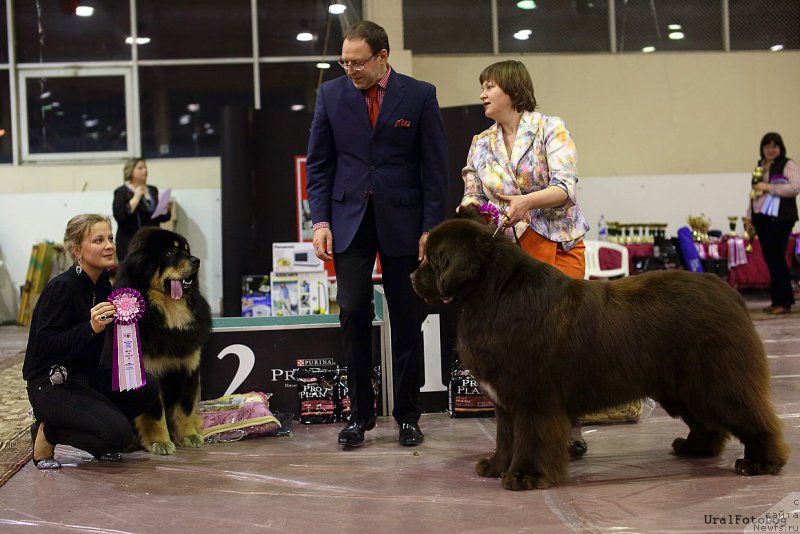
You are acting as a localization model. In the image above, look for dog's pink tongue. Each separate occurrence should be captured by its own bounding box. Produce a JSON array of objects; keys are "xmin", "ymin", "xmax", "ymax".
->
[{"xmin": 171, "ymin": 280, "xmax": 183, "ymax": 300}]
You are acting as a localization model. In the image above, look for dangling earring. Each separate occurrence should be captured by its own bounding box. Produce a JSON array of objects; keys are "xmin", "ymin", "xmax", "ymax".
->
[{"xmin": 75, "ymin": 258, "xmax": 83, "ymax": 275}]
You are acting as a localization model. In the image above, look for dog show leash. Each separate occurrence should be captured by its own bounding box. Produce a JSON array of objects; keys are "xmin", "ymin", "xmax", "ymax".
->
[{"xmin": 481, "ymin": 203, "xmax": 522, "ymax": 245}]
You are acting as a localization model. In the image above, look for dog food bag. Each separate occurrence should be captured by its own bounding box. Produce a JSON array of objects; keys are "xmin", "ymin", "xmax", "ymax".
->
[
  {"xmin": 295, "ymin": 367, "xmax": 338, "ymax": 424},
  {"xmin": 449, "ymin": 360, "xmax": 495, "ymax": 418},
  {"xmin": 199, "ymin": 391, "xmax": 283, "ymax": 443},
  {"xmin": 334, "ymin": 366, "xmax": 352, "ymax": 423}
]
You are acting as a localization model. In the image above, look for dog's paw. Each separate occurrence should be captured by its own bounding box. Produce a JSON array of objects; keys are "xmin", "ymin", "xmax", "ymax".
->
[
  {"xmin": 475, "ymin": 456, "xmax": 503, "ymax": 478},
  {"xmin": 501, "ymin": 471, "xmax": 552, "ymax": 491},
  {"xmin": 178, "ymin": 434, "xmax": 204, "ymax": 448},
  {"xmin": 671, "ymin": 437, "xmax": 692, "ymax": 456},
  {"xmin": 734, "ymin": 458, "xmax": 781, "ymax": 476},
  {"xmin": 147, "ymin": 440, "xmax": 177, "ymax": 455}
]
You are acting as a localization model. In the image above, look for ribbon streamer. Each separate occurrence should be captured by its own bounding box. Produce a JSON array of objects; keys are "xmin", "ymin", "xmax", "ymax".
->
[
  {"xmin": 110, "ymin": 288, "xmax": 147, "ymax": 391},
  {"xmin": 728, "ymin": 237, "xmax": 748, "ymax": 268},
  {"xmin": 759, "ymin": 176, "xmax": 788, "ymax": 218}
]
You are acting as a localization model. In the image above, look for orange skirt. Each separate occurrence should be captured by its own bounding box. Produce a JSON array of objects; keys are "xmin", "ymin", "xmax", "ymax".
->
[{"xmin": 518, "ymin": 228, "xmax": 585, "ymax": 280}]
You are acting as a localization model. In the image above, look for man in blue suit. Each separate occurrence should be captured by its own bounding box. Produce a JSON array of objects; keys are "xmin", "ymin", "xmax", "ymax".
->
[{"xmin": 306, "ymin": 20, "xmax": 448, "ymax": 447}]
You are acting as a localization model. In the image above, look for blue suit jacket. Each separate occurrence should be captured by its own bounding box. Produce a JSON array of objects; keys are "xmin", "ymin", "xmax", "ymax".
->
[{"xmin": 306, "ymin": 71, "xmax": 448, "ymax": 256}]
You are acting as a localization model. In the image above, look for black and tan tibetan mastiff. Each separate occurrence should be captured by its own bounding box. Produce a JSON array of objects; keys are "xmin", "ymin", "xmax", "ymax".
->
[
  {"xmin": 412, "ymin": 206, "xmax": 788, "ymax": 490},
  {"xmin": 114, "ymin": 227, "xmax": 212, "ymax": 455}
]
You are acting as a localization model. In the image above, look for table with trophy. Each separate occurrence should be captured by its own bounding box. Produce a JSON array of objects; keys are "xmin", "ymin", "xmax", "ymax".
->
[{"xmin": 598, "ymin": 215, "xmax": 797, "ymax": 289}]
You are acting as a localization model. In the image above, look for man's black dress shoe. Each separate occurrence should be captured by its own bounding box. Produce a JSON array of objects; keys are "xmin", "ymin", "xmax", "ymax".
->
[
  {"xmin": 568, "ymin": 439, "xmax": 588, "ymax": 458},
  {"xmin": 399, "ymin": 422, "xmax": 424, "ymax": 446},
  {"xmin": 338, "ymin": 418, "xmax": 376, "ymax": 447}
]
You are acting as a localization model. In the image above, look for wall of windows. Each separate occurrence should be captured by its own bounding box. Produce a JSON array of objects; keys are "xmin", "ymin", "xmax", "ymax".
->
[
  {"xmin": 0, "ymin": 0, "xmax": 359, "ymax": 163},
  {"xmin": 405, "ymin": 1, "xmax": 800, "ymax": 55},
  {"xmin": 4, "ymin": 1, "xmax": 797, "ymax": 165}
]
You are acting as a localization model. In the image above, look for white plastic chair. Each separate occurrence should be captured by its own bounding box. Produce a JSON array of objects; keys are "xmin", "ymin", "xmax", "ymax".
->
[{"xmin": 584, "ymin": 240, "xmax": 630, "ymax": 280}]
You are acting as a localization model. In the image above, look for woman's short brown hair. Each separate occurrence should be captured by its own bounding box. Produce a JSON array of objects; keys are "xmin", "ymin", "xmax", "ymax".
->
[{"xmin": 479, "ymin": 60, "xmax": 538, "ymax": 112}]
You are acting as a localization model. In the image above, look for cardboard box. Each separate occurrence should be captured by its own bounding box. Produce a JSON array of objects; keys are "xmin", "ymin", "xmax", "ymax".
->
[
  {"xmin": 272, "ymin": 242, "xmax": 324, "ymax": 272},
  {"xmin": 270, "ymin": 271, "xmax": 329, "ymax": 316},
  {"xmin": 241, "ymin": 274, "xmax": 271, "ymax": 317}
]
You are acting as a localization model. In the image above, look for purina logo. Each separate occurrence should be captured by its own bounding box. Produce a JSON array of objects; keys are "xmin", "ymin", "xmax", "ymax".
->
[{"xmin": 296, "ymin": 358, "xmax": 335, "ymax": 367}]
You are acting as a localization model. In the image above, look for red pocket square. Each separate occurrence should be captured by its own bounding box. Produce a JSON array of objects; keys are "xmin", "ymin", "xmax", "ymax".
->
[{"xmin": 394, "ymin": 119, "xmax": 411, "ymax": 128}]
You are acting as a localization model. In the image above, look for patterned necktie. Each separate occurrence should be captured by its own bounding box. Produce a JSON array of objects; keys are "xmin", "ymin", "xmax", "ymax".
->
[{"xmin": 366, "ymin": 84, "xmax": 380, "ymax": 128}]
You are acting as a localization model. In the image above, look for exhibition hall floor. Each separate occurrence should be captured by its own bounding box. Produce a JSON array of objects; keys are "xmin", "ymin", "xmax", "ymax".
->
[{"xmin": 0, "ymin": 299, "xmax": 798, "ymax": 533}]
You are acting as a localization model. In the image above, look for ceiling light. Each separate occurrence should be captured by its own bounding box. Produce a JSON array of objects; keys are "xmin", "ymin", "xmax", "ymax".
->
[
  {"xmin": 516, "ymin": 0, "xmax": 537, "ymax": 9},
  {"xmin": 187, "ymin": 103, "xmax": 200, "ymax": 112},
  {"xmin": 0, "ymin": 128, "xmax": 5, "ymax": 137},
  {"xmin": 296, "ymin": 32, "xmax": 314, "ymax": 42},
  {"xmin": 642, "ymin": 46, "xmax": 656, "ymax": 53},
  {"xmin": 668, "ymin": 31, "xmax": 685, "ymax": 40},
  {"xmin": 513, "ymin": 29, "xmax": 532, "ymax": 40},
  {"xmin": 668, "ymin": 24, "xmax": 682, "ymax": 31},
  {"xmin": 125, "ymin": 37, "xmax": 151, "ymax": 45},
  {"xmin": 290, "ymin": 104, "xmax": 305, "ymax": 111},
  {"xmin": 770, "ymin": 44, "xmax": 784, "ymax": 52},
  {"xmin": 179, "ymin": 114, "xmax": 191, "ymax": 125},
  {"xmin": 75, "ymin": 6, "xmax": 94, "ymax": 17},
  {"xmin": 328, "ymin": 2, "xmax": 347, "ymax": 14},
  {"xmin": 316, "ymin": 62, "xmax": 331, "ymax": 69},
  {"xmin": 39, "ymin": 91, "xmax": 51, "ymax": 100}
]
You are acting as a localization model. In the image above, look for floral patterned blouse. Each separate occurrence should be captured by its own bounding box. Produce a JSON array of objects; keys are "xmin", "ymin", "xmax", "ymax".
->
[{"xmin": 462, "ymin": 111, "xmax": 589, "ymax": 249}]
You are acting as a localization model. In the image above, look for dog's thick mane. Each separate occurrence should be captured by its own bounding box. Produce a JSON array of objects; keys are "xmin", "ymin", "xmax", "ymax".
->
[
  {"xmin": 428, "ymin": 216, "xmax": 567, "ymax": 305},
  {"xmin": 114, "ymin": 228, "xmax": 211, "ymax": 362}
]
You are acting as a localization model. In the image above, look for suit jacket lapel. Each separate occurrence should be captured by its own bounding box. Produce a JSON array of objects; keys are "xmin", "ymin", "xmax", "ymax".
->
[
  {"xmin": 489, "ymin": 125, "xmax": 513, "ymax": 180},
  {"xmin": 342, "ymin": 80, "xmax": 372, "ymax": 132},
  {"xmin": 509, "ymin": 112, "xmax": 539, "ymax": 172},
  {"xmin": 373, "ymin": 71, "xmax": 405, "ymax": 133}
]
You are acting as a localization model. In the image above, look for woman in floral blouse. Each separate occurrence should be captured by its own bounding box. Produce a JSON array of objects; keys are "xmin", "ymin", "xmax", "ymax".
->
[{"xmin": 460, "ymin": 59, "xmax": 590, "ymax": 457}]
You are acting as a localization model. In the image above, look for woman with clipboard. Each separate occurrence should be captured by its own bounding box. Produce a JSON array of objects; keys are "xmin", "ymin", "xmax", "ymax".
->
[{"xmin": 112, "ymin": 158, "xmax": 173, "ymax": 260}]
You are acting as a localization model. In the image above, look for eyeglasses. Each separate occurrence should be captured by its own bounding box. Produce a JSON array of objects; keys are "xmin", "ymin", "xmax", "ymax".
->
[{"xmin": 337, "ymin": 52, "xmax": 378, "ymax": 72}]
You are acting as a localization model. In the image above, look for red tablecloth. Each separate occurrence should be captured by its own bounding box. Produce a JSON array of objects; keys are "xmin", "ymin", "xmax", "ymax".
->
[
  {"xmin": 597, "ymin": 235, "xmax": 797, "ymax": 290},
  {"xmin": 726, "ymin": 236, "xmax": 797, "ymax": 290},
  {"xmin": 598, "ymin": 244, "xmax": 653, "ymax": 273}
]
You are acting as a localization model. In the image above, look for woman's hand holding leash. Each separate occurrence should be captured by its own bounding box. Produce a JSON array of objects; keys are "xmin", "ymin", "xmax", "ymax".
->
[{"xmin": 495, "ymin": 193, "xmax": 532, "ymax": 227}]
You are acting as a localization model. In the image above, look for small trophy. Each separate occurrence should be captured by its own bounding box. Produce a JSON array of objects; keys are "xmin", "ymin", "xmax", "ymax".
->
[
  {"xmin": 750, "ymin": 166, "xmax": 764, "ymax": 199},
  {"xmin": 727, "ymin": 216, "xmax": 738, "ymax": 236},
  {"xmin": 741, "ymin": 216, "xmax": 752, "ymax": 253}
]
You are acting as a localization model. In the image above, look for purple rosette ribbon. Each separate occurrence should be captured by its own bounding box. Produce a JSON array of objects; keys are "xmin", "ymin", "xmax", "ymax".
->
[
  {"xmin": 478, "ymin": 203, "xmax": 501, "ymax": 225},
  {"xmin": 109, "ymin": 288, "xmax": 147, "ymax": 391}
]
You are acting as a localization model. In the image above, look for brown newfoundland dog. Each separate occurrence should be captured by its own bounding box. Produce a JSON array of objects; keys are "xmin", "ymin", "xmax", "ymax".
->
[{"xmin": 412, "ymin": 208, "xmax": 789, "ymax": 490}]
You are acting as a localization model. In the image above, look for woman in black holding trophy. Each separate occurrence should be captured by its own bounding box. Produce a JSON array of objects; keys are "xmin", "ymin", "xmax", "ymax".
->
[
  {"xmin": 23, "ymin": 214, "xmax": 159, "ymax": 469},
  {"xmin": 744, "ymin": 132, "xmax": 800, "ymax": 315}
]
